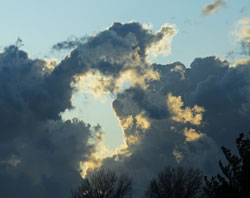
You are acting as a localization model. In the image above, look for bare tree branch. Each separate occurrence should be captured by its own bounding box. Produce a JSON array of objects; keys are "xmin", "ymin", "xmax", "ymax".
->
[{"xmin": 70, "ymin": 169, "xmax": 132, "ymax": 198}]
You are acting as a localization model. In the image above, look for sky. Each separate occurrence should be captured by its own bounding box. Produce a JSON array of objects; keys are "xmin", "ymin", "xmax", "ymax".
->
[
  {"xmin": 0, "ymin": 0, "xmax": 250, "ymax": 197},
  {"xmin": 1, "ymin": 0, "xmax": 248, "ymax": 151}
]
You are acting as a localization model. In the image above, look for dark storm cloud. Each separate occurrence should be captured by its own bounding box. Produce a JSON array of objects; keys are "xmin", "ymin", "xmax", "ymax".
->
[
  {"xmin": 2, "ymin": 20, "xmax": 250, "ymax": 198},
  {"xmin": 202, "ymin": 0, "xmax": 227, "ymax": 15},
  {"xmin": 50, "ymin": 22, "xmax": 176, "ymax": 93},
  {"xmin": 53, "ymin": 21, "xmax": 173, "ymax": 76},
  {"xmin": 0, "ymin": 22, "xmax": 176, "ymax": 198},
  {"xmin": 99, "ymin": 56, "xmax": 250, "ymax": 197},
  {"xmin": 0, "ymin": 45, "xmax": 101, "ymax": 198},
  {"xmin": 112, "ymin": 62, "xmax": 185, "ymax": 119},
  {"xmin": 0, "ymin": 119, "xmax": 101, "ymax": 198}
]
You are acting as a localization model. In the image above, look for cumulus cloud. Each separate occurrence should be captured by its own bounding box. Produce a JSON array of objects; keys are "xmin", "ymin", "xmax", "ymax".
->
[
  {"xmin": 202, "ymin": 0, "xmax": 227, "ymax": 15},
  {"xmin": 2, "ymin": 20, "xmax": 250, "ymax": 198},
  {"xmin": 184, "ymin": 128, "xmax": 204, "ymax": 142},
  {"xmin": 51, "ymin": 22, "xmax": 176, "ymax": 96},
  {"xmin": 0, "ymin": 21, "xmax": 178, "ymax": 198},
  {"xmin": 0, "ymin": 45, "xmax": 105, "ymax": 198},
  {"xmin": 135, "ymin": 112, "xmax": 151, "ymax": 130},
  {"xmin": 167, "ymin": 93, "xmax": 205, "ymax": 125},
  {"xmin": 98, "ymin": 56, "xmax": 250, "ymax": 197}
]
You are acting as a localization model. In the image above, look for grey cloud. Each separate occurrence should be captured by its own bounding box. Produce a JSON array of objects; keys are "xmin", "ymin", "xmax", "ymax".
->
[
  {"xmin": 52, "ymin": 36, "xmax": 88, "ymax": 51},
  {"xmin": 3, "ymin": 21, "xmax": 250, "ymax": 198},
  {"xmin": 99, "ymin": 57, "xmax": 250, "ymax": 197},
  {"xmin": 202, "ymin": 0, "xmax": 227, "ymax": 15},
  {"xmin": 54, "ymin": 22, "xmax": 159, "ymax": 76},
  {"xmin": 0, "ymin": 45, "xmax": 102, "ymax": 198},
  {"xmin": 50, "ymin": 22, "xmax": 175, "ymax": 94},
  {"xmin": 0, "ymin": 21, "xmax": 177, "ymax": 198},
  {"xmin": 0, "ymin": 119, "xmax": 98, "ymax": 198}
]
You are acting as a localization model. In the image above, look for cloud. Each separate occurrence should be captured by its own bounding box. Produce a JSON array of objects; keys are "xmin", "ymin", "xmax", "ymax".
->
[
  {"xmin": 0, "ymin": 155, "xmax": 21, "ymax": 167},
  {"xmin": 52, "ymin": 35, "xmax": 88, "ymax": 51},
  {"xmin": 0, "ymin": 21, "xmax": 178, "ymax": 198},
  {"xmin": 184, "ymin": 128, "xmax": 204, "ymax": 142},
  {"xmin": 0, "ymin": 45, "xmax": 103, "ymax": 198},
  {"xmin": 50, "ymin": 22, "xmax": 175, "ymax": 95},
  {"xmin": 234, "ymin": 16, "xmax": 250, "ymax": 56},
  {"xmin": 202, "ymin": 0, "xmax": 227, "ymax": 15},
  {"xmin": 98, "ymin": 56, "xmax": 250, "ymax": 197},
  {"xmin": 135, "ymin": 112, "xmax": 151, "ymax": 130},
  {"xmin": 167, "ymin": 93, "xmax": 205, "ymax": 125},
  {"xmin": 147, "ymin": 24, "xmax": 177, "ymax": 56},
  {"xmin": 2, "ymin": 20, "xmax": 250, "ymax": 198}
]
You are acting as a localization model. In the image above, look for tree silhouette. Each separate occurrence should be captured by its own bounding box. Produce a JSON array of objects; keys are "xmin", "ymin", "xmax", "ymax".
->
[
  {"xmin": 204, "ymin": 133, "xmax": 250, "ymax": 198},
  {"xmin": 70, "ymin": 169, "xmax": 132, "ymax": 198},
  {"xmin": 145, "ymin": 166, "xmax": 203, "ymax": 198}
]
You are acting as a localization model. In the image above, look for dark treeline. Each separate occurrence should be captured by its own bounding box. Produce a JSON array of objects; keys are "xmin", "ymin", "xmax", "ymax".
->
[{"xmin": 70, "ymin": 132, "xmax": 250, "ymax": 198}]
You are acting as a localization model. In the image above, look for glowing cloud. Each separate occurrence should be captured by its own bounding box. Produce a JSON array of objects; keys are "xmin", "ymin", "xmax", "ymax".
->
[
  {"xmin": 234, "ymin": 15, "xmax": 250, "ymax": 55},
  {"xmin": 120, "ymin": 115, "xmax": 134, "ymax": 131},
  {"xmin": 167, "ymin": 93, "xmax": 205, "ymax": 125},
  {"xmin": 184, "ymin": 128, "xmax": 204, "ymax": 142},
  {"xmin": 135, "ymin": 112, "xmax": 150, "ymax": 130},
  {"xmin": 147, "ymin": 24, "xmax": 177, "ymax": 57}
]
